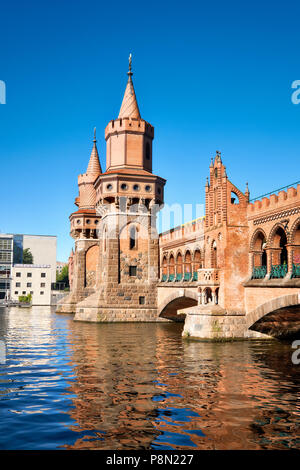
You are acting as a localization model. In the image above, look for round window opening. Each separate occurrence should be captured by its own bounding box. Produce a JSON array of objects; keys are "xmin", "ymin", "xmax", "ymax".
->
[
  {"xmin": 145, "ymin": 185, "xmax": 151, "ymax": 192},
  {"xmin": 106, "ymin": 184, "xmax": 113, "ymax": 191},
  {"xmin": 133, "ymin": 184, "xmax": 140, "ymax": 191},
  {"xmin": 95, "ymin": 220, "xmax": 99, "ymax": 225},
  {"xmin": 121, "ymin": 183, "xmax": 128, "ymax": 190},
  {"xmin": 76, "ymin": 219, "xmax": 81, "ymax": 224},
  {"xmin": 86, "ymin": 219, "xmax": 91, "ymax": 224}
]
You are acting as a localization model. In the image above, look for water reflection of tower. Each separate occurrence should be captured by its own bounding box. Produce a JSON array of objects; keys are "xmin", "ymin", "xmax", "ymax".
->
[{"xmin": 64, "ymin": 323, "xmax": 164, "ymax": 449}]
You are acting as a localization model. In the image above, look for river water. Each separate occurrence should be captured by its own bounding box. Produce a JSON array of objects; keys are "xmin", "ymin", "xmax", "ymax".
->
[{"xmin": 0, "ymin": 306, "xmax": 299, "ymax": 450}]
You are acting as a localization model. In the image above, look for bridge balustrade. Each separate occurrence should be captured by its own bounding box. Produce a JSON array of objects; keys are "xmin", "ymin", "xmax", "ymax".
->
[
  {"xmin": 270, "ymin": 264, "xmax": 288, "ymax": 279},
  {"xmin": 292, "ymin": 263, "xmax": 300, "ymax": 278},
  {"xmin": 252, "ymin": 266, "xmax": 267, "ymax": 279},
  {"xmin": 160, "ymin": 271, "xmax": 199, "ymax": 282},
  {"xmin": 197, "ymin": 268, "xmax": 220, "ymax": 286}
]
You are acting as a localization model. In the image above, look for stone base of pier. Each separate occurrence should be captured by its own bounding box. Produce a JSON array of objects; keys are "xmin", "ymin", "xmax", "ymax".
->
[{"xmin": 181, "ymin": 304, "xmax": 270, "ymax": 340}]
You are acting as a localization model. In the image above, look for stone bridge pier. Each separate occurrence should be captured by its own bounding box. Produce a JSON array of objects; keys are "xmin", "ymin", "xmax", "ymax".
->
[{"xmin": 181, "ymin": 291, "xmax": 300, "ymax": 340}]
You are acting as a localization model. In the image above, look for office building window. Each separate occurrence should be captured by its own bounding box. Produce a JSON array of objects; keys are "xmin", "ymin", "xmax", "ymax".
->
[
  {"xmin": 16, "ymin": 282, "xmax": 21, "ymax": 287},
  {"xmin": 41, "ymin": 283, "xmax": 45, "ymax": 287},
  {"xmin": 0, "ymin": 239, "xmax": 12, "ymax": 250},
  {"xmin": 40, "ymin": 291, "xmax": 44, "ymax": 295},
  {"xmin": 22, "ymin": 291, "xmax": 26, "ymax": 295},
  {"xmin": 139, "ymin": 296, "xmax": 145, "ymax": 305},
  {"xmin": 0, "ymin": 252, "xmax": 11, "ymax": 262},
  {"xmin": 27, "ymin": 283, "xmax": 32, "ymax": 288},
  {"xmin": 27, "ymin": 273, "xmax": 32, "ymax": 278},
  {"xmin": 14, "ymin": 291, "xmax": 18, "ymax": 295},
  {"xmin": 41, "ymin": 273, "xmax": 46, "ymax": 278},
  {"xmin": 16, "ymin": 272, "xmax": 21, "ymax": 277}
]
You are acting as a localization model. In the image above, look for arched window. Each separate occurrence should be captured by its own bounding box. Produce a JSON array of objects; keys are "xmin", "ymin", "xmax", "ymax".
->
[
  {"xmin": 162, "ymin": 256, "xmax": 168, "ymax": 275},
  {"xmin": 292, "ymin": 221, "xmax": 300, "ymax": 278},
  {"xmin": 204, "ymin": 287, "xmax": 213, "ymax": 304},
  {"xmin": 271, "ymin": 226, "xmax": 287, "ymax": 265},
  {"xmin": 251, "ymin": 230, "xmax": 267, "ymax": 279},
  {"xmin": 129, "ymin": 225, "xmax": 137, "ymax": 250},
  {"xmin": 176, "ymin": 253, "xmax": 182, "ymax": 281},
  {"xmin": 184, "ymin": 250, "xmax": 192, "ymax": 273},
  {"xmin": 293, "ymin": 221, "xmax": 300, "ymax": 264},
  {"xmin": 212, "ymin": 241, "xmax": 217, "ymax": 268},
  {"xmin": 231, "ymin": 191, "xmax": 239, "ymax": 204},
  {"xmin": 269, "ymin": 225, "xmax": 288, "ymax": 278},
  {"xmin": 194, "ymin": 249, "xmax": 202, "ymax": 270},
  {"xmin": 252, "ymin": 231, "xmax": 267, "ymax": 267},
  {"xmin": 169, "ymin": 254, "xmax": 175, "ymax": 275}
]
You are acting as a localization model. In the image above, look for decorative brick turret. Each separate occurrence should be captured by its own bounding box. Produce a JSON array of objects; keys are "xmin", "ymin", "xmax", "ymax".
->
[
  {"xmin": 104, "ymin": 56, "xmax": 154, "ymax": 173},
  {"xmin": 77, "ymin": 129, "xmax": 102, "ymax": 209}
]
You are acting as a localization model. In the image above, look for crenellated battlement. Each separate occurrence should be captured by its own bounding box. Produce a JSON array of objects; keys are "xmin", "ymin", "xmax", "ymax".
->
[
  {"xmin": 159, "ymin": 217, "xmax": 205, "ymax": 245},
  {"xmin": 247, "ymin": 183, "xmax": 300, "ymax": 216},
  {"xmin": 78, "ymin": 172, "xmax": 98, "ymax": 185},
  {"xmin": 105, "ymin": 117, "xmax": 154, "ymax": 140}
]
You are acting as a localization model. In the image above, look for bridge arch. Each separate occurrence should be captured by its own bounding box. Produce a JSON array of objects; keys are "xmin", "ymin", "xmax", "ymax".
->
[
  {"xmin": 246, "ymin": 293, "xmax": 300, "ymax": 333},
  {"xmin": 158, "ymin": 290, "xmax": 198, "ymax": 321}
]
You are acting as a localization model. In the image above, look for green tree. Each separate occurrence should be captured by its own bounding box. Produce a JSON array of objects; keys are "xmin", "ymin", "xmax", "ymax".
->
[
  {"xmin": 56, "ymin": 265, "xmax": 69, "ymax": 284},
  {"xmin": 23, "ymin": 248, "xmax": 34, "ymax": 264}
]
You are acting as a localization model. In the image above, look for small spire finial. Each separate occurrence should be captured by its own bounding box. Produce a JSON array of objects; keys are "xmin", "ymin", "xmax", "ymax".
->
[
  {"xmin": 246, "ymin": 182, "xmax": 249, "ymax": 192},
  {"xmin": 93, "ymin": 127, "xmax": 97, "ymax": 143},
  {"xmin": 128, "ymin": 53, "xmax": 133, "ymax": 77}
]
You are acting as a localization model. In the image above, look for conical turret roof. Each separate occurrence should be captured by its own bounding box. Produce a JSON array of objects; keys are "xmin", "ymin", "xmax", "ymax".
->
[
  {"xmin": 86, "ymin": 128, "xmax": 102, "ymax": 175},
  {"xmin": 118, "ymin": 54, "xmax": 141, "ymax": 119}
]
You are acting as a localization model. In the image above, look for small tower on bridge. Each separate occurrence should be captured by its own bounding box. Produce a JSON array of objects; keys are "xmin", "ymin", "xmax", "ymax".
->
[{"xmin": 203, "ymin": 150, "xmax": 250, "ymax": 312}]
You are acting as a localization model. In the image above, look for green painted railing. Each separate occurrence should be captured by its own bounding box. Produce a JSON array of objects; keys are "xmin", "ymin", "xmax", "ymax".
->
[
  {"xmin": 175, "ymin": 273, "xmax": 182, "ymax": 281},
  {"xmin": 270, "ymin": 264, "xmax": 288, "ymax": 279},
  {"xmin": 183, "ymin": 272, "xmax": 192, "ymax": 281},
  {"xmin": 252, "ymin": 266, "xmax": 267, "ymax": 279},
  {"xmin": 192, "ymin": 271, "xmax": 198, "ymax": 281},
  {"xmin": 161, "ymin": 274, "xmax": 167, "ymax": 282},
  {"xmin": 292, "ymin": 263, "xmax": 300, "ymax": 278},
  {"xmin": 168, "ymin": 274, "xmax": 175, "ymax": 282}
]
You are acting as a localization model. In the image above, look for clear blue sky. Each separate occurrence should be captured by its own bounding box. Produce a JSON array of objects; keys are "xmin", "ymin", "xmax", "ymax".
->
[{"xmin": 0, "ymin": 0, "xmax": 299, "ymax": 261}]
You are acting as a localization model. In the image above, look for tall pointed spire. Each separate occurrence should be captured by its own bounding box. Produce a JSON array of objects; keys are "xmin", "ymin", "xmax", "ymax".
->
[
  {"xmin": 118, "ymin": 53, "xmax": 141, "ymax": 119},
  {"xmin": 86, "ymin": 127, "xmax": 102, "ymax": 175}
]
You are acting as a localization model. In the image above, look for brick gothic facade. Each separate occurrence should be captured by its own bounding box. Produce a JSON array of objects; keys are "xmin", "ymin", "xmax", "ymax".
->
[{"xmin": 57, "ymin": 62, "xmax": 300, "ymax": 339}]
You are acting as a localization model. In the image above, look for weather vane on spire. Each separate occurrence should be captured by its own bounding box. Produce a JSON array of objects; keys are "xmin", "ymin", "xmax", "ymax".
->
[
  {"xmin": 128, "ymin": 53, "xmax": 133, "ymax": 77},
  {"xmin": 93, "ymin": 127, "xmax": 97, "ymax": 142}
]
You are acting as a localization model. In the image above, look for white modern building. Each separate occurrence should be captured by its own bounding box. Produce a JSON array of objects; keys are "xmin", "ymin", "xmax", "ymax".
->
[
  {"xmin": 0, "ymin": 233, "xmax": 57, "ymax": 303},
  {"xmin": 0, "ymin": 234, "xmax": 13, "ymax": 300},
  {"xmin": 11, "ymin": 265, "xmax": 52, "ymax": 306},
  {"xmin": 21, "ymin": 235, "xmax": 57, "ymax": 283}
]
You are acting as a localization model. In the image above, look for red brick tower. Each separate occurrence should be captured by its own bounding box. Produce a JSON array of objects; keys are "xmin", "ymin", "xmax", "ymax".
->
[{"xmin": 61, "ymin": 55, "xmax": 167, "ymax": 321}]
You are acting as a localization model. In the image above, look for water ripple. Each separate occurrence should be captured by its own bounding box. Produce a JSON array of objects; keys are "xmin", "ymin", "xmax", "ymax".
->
[{"xmin": 0, "ymin": 306, "xmax": 299, "ymax": 449}]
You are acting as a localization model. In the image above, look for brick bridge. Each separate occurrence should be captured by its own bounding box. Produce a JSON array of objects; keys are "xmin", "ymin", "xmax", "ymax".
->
[
  {"xmin": 158, "ymin": 157, "xmax": 300, "ymax": 339},
  {"xmin": 58, "ymin": 63, "xmax": 300, "ymax": 340}
]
